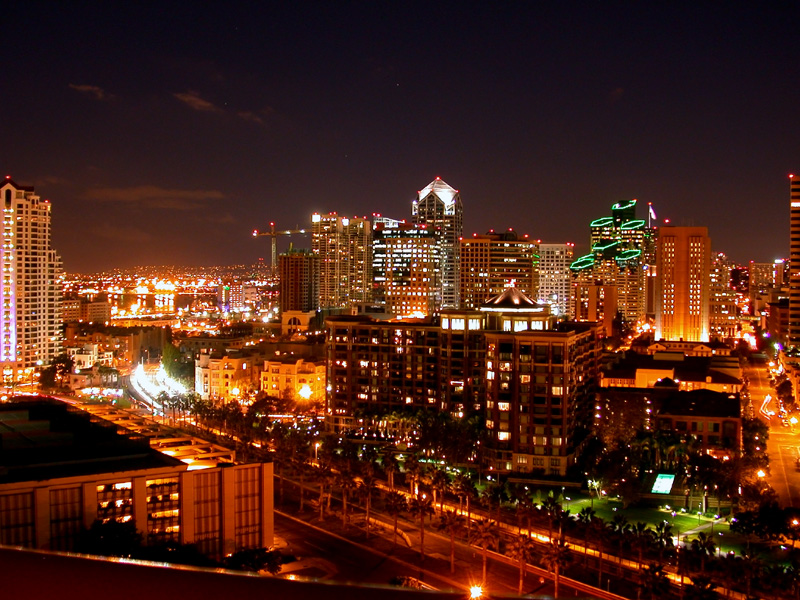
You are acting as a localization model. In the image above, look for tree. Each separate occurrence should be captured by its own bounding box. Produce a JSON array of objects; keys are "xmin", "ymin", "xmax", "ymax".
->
[
  {"xmin": 589, "ymin": 516, "xmax": 609, "ymax": 588},
  {"xmin": 576, "ymin": 506, "xmax": 596, "ymax": 565},
  {"xmin": 224, "ymin": 547, "xmax": 283, "ymax": 574},
  {"xmin": 690, "ymin": 531, "xmax": 717, "ymax": 574},
  {"xmin": 357, "ymin": 464, "xmax": 378, "ymax": 538},
  {"xmin": 429, "ymin": 468, "xmax": 450, "ymax": 516},
  {"xmin": 381, "ymin": 446, "xmax": 399, "ymax": 491},
  {"xmin": 540, "ymin": 495, "xmax": 562, "ymax": 541},
  {"xmin": 685, "ymin": 574, "xmax": 719, "ymax": 600},
  {"xmin": 508, "ymin": 534, "xmax": 535, "ymax": 595},
  {"xmin": 336, "ymin": 469, "xmax": 358, "ymax": 529},
  {"xmin": 471, "ymin": 519, "xmax": 500, "ymax": 584},
  {"xmin": 631, "ymin": 521, "xmax": 654, "ymax": 564},
  {"xmin": 452, "ymin": 471, "xmax": 477, "ymax": 536},
  {"xmin": 639, "ymin": 563, "xmax": 671, "ymax": 600},
  {"xmin": 407, "ymin": 495, "xmax": 435, "ymax": 564},
  {"xmin": 653, "ymin": 521, "xmax": 675, "ymax": 563},
  {"xmin": 480, "ymin": 480, "xmax": 507, "ymax": 523},
  {"xmin": 76, "ymin": 519, "xmax": 143, "ymax": 558},
  {"xmin": 437, "ymin": 511, "xmax": 465, "ymax": 574},
  {"xmin": 542, "ymin": 535, "xmax": 572, "ymax": 599},
  {"xmin": 314, "ymin": 462, "xmax": 334, "ymax": 521},
  {"xmin": 384, "ymin": 491, "xmax": 408, "ymax": 548},
  {"xmin": 39, "ymin": 354, "xmax": 74, "ymax": 390}
]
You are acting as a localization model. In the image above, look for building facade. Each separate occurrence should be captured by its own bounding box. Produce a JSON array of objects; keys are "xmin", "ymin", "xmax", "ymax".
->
[
  {"xmin": 709, "ymin": 252, "xmax": 738, "ymax": 340},
  {"xmin": 372, "ymin": 222, "xmax": 439, "ymax": 318},
  {"xmin": 459, "ymin": 230, "xmax": 539, "ymax": 310},
  {"xmin": 311, "ymin": 213, "xmax": 371, "ymax": 310},
  {"xmin": 0, "ymin": 177, "xmax": 63, "ymax": 372},
  {"xmin": 538, "ymin": 243, "xmax": 574, "ymax": 316},
  {"xmin": 412, "ymin": 178, "xmax": 463, "ymax": 310},
  {"xmin": 789, "ymin": 175, "xmax": 800, "ymax": 348},
  {"xmin": 655, "ymin": 226, "xmax": 711, "ymax": 342}
]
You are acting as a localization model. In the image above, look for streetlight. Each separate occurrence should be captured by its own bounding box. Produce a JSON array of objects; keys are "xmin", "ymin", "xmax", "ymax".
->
[
  {"xmin": 314, "ymin": 442, "xmax": 320, "ymax": 461},
  {"xmin": 469, "ymin": 585, "xmax": 483, "ymax": 599}
]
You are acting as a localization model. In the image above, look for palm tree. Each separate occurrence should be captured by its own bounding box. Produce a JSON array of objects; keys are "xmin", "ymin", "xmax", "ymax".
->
[
  {"xmin": 685, "ymin": 574, "xmax": 719, "ymax": 600},
  {"xmin": 480, "ymin": 480, "xmax": 506, "ymax": 523},
  {"xmin": 357, "ymin": 466, "xmax": 378, "ymax": 538},
  {"xmin": 407, "ymin": 494, "xmax": 434, "ymax": 564},
  {"xmin": 471, "ymin": 519, "xmax": 499, "ymax": 584},
  {"xmin": 631, "ymin": 521, "xmax": 654, "ymax": 564},
  {"xmin": 540, "ymin": 495, "xmax": 562, "ymax": 541},
  {"xmin": 589, "ymin": 516, "xmax": 609, "ymax": 588},
  {"xmin": 610, "ymin": 513, "xmax": 631, "ymax": 573},
  {"xmin": 453, "ymin": 471, "xmax": 476, "ymax": 535},
  {"xmin": 639, "ymin": 563, "xmax": 671, "ymax": 600},
  {"xmin": 690, "ymin": 531, "xmax": 717, "ymax": 574},
  {"xmin": 336, "ymin": 469, "xmax": 357, "ymax": 528},
  {"xmin": 384, "ymin": 491, "xmax": 407, "ymax": 548},
  {"xmin": 542, "ymin": 535, "xmax": 572, "ymax": 598},
  {"xmin": 315, "ymin": 462, "xmax": 334, "ymax": 521},
  {"xmin": 429, "ymin": 468, "xmax": 450, "ymax": 515},
  {"xmin": 577, "ymin": 506, "xmax": 596, "ymax": 565},
  {"xmin": 516, "ymin": 496, "xmax": 539, "ymax": 535},
  {"xmin": 404, "ymin": 453, "xmax": 422, "ymax": 496},
  {"xmin": 381, "ymin": 446, "xmax": 399, "ymax": 491},
  {"xmin": 508, "ymin": 533, "xmax": 535, "ymax": 595},
  {"xmin": 654, "ymin": 521, "xmax": 675, "ymax": 563},
  {"xmin": 437, "ymin": 511, "xmax": 464, "ymax": 574}
]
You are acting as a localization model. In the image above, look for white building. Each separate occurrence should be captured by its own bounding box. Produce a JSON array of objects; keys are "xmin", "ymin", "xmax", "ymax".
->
[
  {"xmin": 0, "ymin": 177, "xmax": 63, "ymax": 373},
  {"xmin": 538, "ymin": 243, "xmax": 574, "ymax": 316}
]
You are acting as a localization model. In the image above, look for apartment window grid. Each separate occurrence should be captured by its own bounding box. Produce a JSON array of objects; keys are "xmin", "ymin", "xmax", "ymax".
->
[
  {"xmin": 49, "ymin": 487, "xmax": 82, "ymax": 550},
  {"xmin": 234, "ymin": 466, "xmax": 262, "ymax": 550},
  {"xmin": 0, "ymin": 491, "xmax": 34, "ymax": 547},
  {"xmin": 97, "ymin": 481, "xmax": 133, "ymax": 523},
  {"xmin": 146, "ymin": 477, "xmax": 180, "ymax": 544},
  {"xmin": 194, "ymin": 470, "xmax": 222, "ymax": 557}
]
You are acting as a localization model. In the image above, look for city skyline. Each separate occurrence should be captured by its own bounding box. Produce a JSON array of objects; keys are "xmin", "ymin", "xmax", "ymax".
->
[{"xmin": 2, "ymin": 3, "xmax": 799, "ymax": 272}]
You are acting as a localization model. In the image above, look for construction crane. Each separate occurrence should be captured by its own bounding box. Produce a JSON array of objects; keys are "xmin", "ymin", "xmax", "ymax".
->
[{"xmin": 252, "ymin": 222, "xmax": 308, "ymax": 274}]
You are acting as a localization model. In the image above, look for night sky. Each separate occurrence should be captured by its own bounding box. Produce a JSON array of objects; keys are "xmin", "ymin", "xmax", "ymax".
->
[{"xmin": 3, "ymin": 2, "xmax": 799, "ymax": 273}]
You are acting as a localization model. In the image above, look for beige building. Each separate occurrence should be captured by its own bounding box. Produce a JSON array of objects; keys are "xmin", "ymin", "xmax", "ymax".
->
[
  {"xmin": 195, "ymin": 350, "xmax": 261, "ymax": 402},
  {"xmin": 459, "ymin": 230, "xmax": 539, "ymax": 310},
  {"xmin": 0, "ymin": 398, "xmax": 273, "ymax": 558},
  {"xmin": 656, "ymin": 226, "xmax": 711, "ymax": 342},
  {"xmin": 261, "ymin": 356, "xmax": 325, "ymax": 407}
]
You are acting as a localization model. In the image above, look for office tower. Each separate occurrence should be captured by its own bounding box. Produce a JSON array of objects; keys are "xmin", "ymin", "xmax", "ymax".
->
[
  {"xmin": 0, "ymin": 177, "xmax": 63, "ymax": 371},
  {"xmin": 412, "ymin": 177, "xmax": 463, "ymax": 310},
  {"xmin": 538, "ymin": 243, "xmax": 574, "ymax": 316},
  {"xmin": 790, "ymin": 175, "xmax": 800, "ymax": 348},
  {"xmin": 372, "ymin": 221, "xmax": 439, "ymax": 318},
  {"xmin": 570, "ymin": 199, "xmax": 655, "ymax": 325},
  {"xmin": 310, "ymin": 213, "xmax": 371, "ymax": 309},
  {"xmin": 709, "ymin": 252, "xmax": 737, "ymax": 339},
  {"xmin": 655, "ymin": 226, "xmax": 711, "ymax": 342},
  {"xmin": 278, "ymin": 249, "xmax": 319, "ymax": 313},
  {"xmin": 459, "ymin": 230, "xmax": 539, "ymax": 309}
]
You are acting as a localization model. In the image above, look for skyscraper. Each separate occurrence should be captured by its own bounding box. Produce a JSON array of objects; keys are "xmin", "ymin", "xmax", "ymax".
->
[
  {"xmin": 709, "ymin": 252, "xmax": 737, "ymax": 340},
  {"xmin": 412, "ymin": 177, "xmax": 463, "ymax": 310},
  {"xmin": 311, "ymin": 213, "xmax": 372, "ymax": 310},
  {"xmin": 459, "ymin": 230, "xmax": 539, "ymax": 310},
  {"xmin": 0, "ymin": 177, "xmax": 63, "ymax": 372},
  {"xmin": 570, "ymin": 199, "xmax": 655, "ymax": 325},
  {"xmin": 655, "ymin": 226, "xmax": 711, "ymax": 342},
  {"xmin": 789, "ymin": 175, "xmax": 800, "ymax": 349},
  {"xmin": 538, "ymin": 243, "xmax": 574, "ymax": 316},
  {"xmin": 372, "ymin": 221, "xmax": 439, "ymax": 318}
]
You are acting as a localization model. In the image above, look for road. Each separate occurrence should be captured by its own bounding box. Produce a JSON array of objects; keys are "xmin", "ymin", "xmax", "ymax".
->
[{"xmin": 746, "ymin": 357, "xmax": 800, "ymax": 507}]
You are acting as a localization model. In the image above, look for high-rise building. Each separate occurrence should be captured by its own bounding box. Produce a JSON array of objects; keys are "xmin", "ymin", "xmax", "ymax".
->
[
  {"xmin": 412, "ymin": 177, "xmax": 463, "ymax": 310},
  {"xmin": 372, "ymin": 222, "xmax": 439, "ymax": 318},
  {"xmin": 538, "ymin": 243, "xmax": 574, "ymax": 316},
  {"xmin": 709, "ymin": 252, "xmax": 737, "ymax": 340},
  {"xmin": 278, "ymin": 249, "xmax": 319, "ymax": 313},
  {"xmin": 459, "ymin": 230, "xmax": 539, "ymax": 309},
  {"xmin": 0, "ymin": 177, "xmax": 63, "ymax": 372},
  {"xmin": 790, "ymin": 174, "xmax": 800, "ymax": 348},
  {"xmin": 655, "ymin": 226, "xmax": 711, "ymax": 342},
  {"xmin": 570, "ymin": 199, "xmax": 655, "ymax": 325},
  {"xmin": 310, "ymin": 213, "xmax": 372, "ymax": 310}
]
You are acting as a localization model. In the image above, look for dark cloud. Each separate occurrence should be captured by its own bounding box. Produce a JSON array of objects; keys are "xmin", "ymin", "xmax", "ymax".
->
[
  {"xmin": 69, "ymin": 84, "xmax": 113, "ymax": 101},
  {"xmin": 84, "ymin": 185, "xmax": 225, "ymax": 210},
  {"xmin": 172, "ymin": 91, "xmax": 222, "ymax": 113}
]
